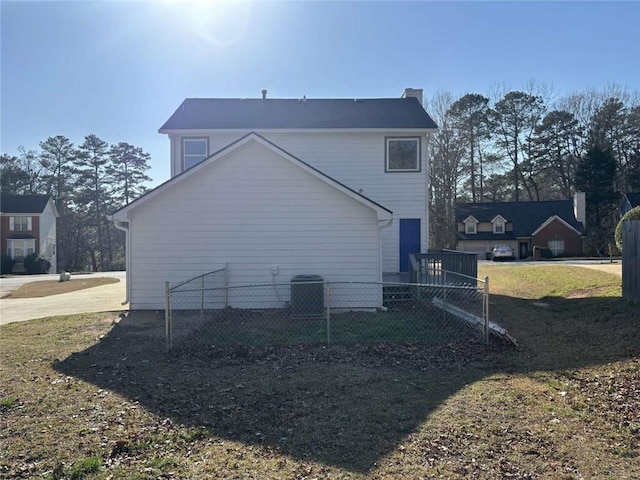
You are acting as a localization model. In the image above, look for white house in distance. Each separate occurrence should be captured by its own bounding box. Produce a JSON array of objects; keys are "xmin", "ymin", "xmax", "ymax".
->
[
  {"xmin": 109, "ymin": 89, "xmax": 438, "ymax": 310},
  {"xmin": 1, "ymin": 193, "xmax": 58, "ymax": 273}
]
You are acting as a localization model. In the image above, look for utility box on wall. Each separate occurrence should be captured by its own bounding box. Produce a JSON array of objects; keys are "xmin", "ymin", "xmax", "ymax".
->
[{"xmin": 291, "ymin": 275, "xmax": 324, "ymax": 317}]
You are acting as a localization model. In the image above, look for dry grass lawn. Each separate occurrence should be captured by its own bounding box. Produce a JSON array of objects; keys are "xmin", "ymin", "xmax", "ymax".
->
[
  {"xmin": 3, "ymin": 277, "xmax": 119, "ymax": 299},
  {"xmin": 0, "ymin": 266, "xmax": 638, "ymax": 479}
]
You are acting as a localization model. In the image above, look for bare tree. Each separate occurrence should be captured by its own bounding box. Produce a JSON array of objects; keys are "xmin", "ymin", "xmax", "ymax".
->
[{"xmin": 425, "ymin": 92, "xmax": 467, "ymax": 248}]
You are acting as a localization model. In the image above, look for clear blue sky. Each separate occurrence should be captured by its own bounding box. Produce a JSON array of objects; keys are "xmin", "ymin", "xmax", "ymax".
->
[{"xmin": 2, "ymin": 0, "xmax": 639, "ymax": 186}]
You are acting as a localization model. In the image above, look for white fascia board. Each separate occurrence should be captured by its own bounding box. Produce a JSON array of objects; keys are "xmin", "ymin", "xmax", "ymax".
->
[
  {"xmin": 491, "ymin": 214, "xmax": 507, "ymax": 223},
  {"xmin": 531, "ymin": 215, "xmax": 583, "ymax": 237},
  {"xmin": 1, "ymin": 211, "xmax": 44, "ymax": 216},
  {"xmin": 463, "ymin": 215, "xmax": 479, "ymax": 223},
  {"xmin": 158, "ymin": 127, "xmax": 436, "ymax": 135},
  {"xmin": 112, "ymin": 132, "xmax": 393, "ymax": 222}
]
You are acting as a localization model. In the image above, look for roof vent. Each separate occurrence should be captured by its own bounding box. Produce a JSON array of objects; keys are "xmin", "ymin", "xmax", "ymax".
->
[{"xmin": 261, "ymin": 89, "xmax": 267, "ymax": 100}]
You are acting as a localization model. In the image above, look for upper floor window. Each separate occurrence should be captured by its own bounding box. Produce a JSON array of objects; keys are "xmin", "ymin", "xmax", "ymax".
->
[
  {"xmin": 492, "ymin": 216, "xmax": 506, "ymax": 234},
  {"xmin": 464, "ymin": 216, "xmax": 478, "ymax": 234},
  {"xmin": 385, "ymin": 137, "xmax": 421, "ymax": 172},
  {"xmin": 182, "ymin": 137, "xmax": 209, "ymax": 170},
  {"xmin": 10, "ymin": 216, "xmax": 32, "ymax": 231}
]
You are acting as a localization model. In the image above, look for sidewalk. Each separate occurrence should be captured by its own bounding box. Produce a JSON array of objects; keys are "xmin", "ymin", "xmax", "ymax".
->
[{"xmin": 0, "ymin": 280, "xmax": 128, "ymax": 325}]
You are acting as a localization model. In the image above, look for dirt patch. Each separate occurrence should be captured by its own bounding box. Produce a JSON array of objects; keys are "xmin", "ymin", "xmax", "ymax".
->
[
  {"xmin": 3, "ymin": 277, "xmax": 119, "ymax": 299},
  {"xmin": 575, "ymin": 263, "xmax": 622, "ymax": 277},
  {"xmin": 565, "ymin": 285, "xmax": 617, "ymax": 299}
]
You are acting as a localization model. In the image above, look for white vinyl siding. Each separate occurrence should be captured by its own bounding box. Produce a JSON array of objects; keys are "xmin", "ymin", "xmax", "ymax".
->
[
  {"xmin": 39, "ymin": 200, "xmax": 58, "ymax": 272},
  {"xmin": 172, "ymin": 131, "xmax": 429, "ymax": 273},
  {"xmin": 129, "ymin": 140, "xmax": 382, "ymax": 309}
]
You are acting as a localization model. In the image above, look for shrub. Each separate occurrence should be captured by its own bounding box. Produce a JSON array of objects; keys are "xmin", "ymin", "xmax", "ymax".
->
[
  {"xmin": 23, "ymin": 253, "xmax": 51, "ymax": 274},
  {"xmin": 540, "ymin": 247, "xmax": 554, "ymax": 258},
  {"xmin": 1, "ymin": 255, "xmax": 15, "ymax": 274},
  {"xmin": 615, "ymin": 206, "xmax": 640, "ymax": 253}
]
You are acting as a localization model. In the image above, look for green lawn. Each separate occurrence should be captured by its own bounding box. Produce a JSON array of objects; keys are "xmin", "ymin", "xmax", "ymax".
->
[{"xmin": 0, "ymin": 265, "xmax": 638, "ymax": 479}]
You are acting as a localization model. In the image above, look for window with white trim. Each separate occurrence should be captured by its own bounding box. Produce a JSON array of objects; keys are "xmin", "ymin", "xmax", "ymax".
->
[
  {"xmin": 385, "ymin": 137, "xmax": 420, "ymax": 172},
  {"xmin": 548, "ymin": 239, "xmax": 565, "ymax": 256},
  {"xmin": 182, "ymin": 138, "xmax": 209, "ymax": 170},
  {"xmin": 7, "ymin": 239, "xmax": 35, "ymax": 261},
  {"xmin": 465, "ymin": 220, "xmax": 477, "ymax": 234},
  {"xmin": 10, "ymin": 216, "xmax": 32, "ymax": 231},
  {"xmin": 493, "ymin": 218, "xmax": 505, "ymax": 234}
]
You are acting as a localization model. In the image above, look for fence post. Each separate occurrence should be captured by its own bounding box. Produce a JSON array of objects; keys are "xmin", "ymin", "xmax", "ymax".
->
[
  {"xmin": 224, "ymin": 263, "xmax": 229, "ymax": 308},
  {"xmin": 483, "ymin": 276, "xmax": 490, "ymax": 345},
  {"xmin": 326, "ymin": 283, "xmax": 331, "ymax": 345},
  {"xmin": 164, "ymin": 281, "xmax": 172, "ymax": 351},
  {"xmin": 201, "ymin": 275, "xmax": 205, "ymax": 320},
  {"xmin": 443, "ymin": 280, "xmax": 448, "ymax": 324}
]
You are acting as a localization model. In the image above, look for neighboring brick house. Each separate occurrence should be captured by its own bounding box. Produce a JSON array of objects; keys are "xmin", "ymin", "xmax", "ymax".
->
[
  {"xmin": 620, "ymin": 192, "xmax": 640, "ymax": 216},
  {"xmin": 1, "ymin": 193, "xmax": 58, "ymax": 273},
  {"xmin": 455, "ymin": 193, "xmax": 586, "ymax": 259}
]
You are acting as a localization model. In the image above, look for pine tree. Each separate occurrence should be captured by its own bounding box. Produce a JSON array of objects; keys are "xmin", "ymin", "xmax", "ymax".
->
[
  {"xmin": 574, "ymin": 146, "xmax": 617, "ymax": 254},
  {"xmin": 107, "ymin": 142, "xmax": 152, "ymax": 206}
]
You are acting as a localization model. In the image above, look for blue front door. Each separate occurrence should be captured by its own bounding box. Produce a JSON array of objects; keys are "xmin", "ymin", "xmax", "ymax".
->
[{"xmin": 399, "ymin": 219, "xmax": 421, "ymax": 272}]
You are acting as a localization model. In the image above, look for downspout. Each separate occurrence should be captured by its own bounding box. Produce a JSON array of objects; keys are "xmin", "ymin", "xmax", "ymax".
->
[
  {"xmin": 378, "ymin": 218, "xmax": 393, "ymax": 283},
  {"xmin": 109, "ymin": 217, "xmax": 130, "ymax": 305},
  {"xmin": 424, "ymin": 131, "xmax": 432, "ymax": 251},
  {"xmin": 378, "ymin": 217, "xmax": 393, "ymax": 311}
]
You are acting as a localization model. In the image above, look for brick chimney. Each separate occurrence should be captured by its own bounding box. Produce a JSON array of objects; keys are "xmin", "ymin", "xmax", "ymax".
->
[
  {"xmin": 573, "ymin": 191, "xmax": 586, "ymax": 225},
  {"xmin": 401, "ymin": 88, "xmax": 423, "ymax": 107}
]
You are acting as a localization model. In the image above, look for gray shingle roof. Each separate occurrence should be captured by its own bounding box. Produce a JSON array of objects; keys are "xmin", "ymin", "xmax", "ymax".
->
[
  {"xmin": 0, "ymin": 193, "xmax": 51, "ymax": 214},
  {"xmin": 159, "ymin": 97, "xmax": 438, "ymax": 131},
  {"xmin": 624, "ymin": 192, "xmax": 640, "ymax": 208},
  {"xmin": 456, "ymin": 200, "xmax": 584, "ymax": 240}
]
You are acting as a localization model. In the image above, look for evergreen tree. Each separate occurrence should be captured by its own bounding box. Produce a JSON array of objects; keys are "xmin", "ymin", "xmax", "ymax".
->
[
  {"xmin": 492, "ymin": 91, "xmax": 546, "ymax": 201},
  {"xmin": 107, "ymin": 142, "xmax": 152, "ymax": 206},
  {"xmin": 574, "ymin": 146, "xmax": 618, "ymax": 254},
  {"xmin": 448, "ymin": 94, "xmax": 492, "ymax": 202},
  {"xmin": 0, "ymin": 154, "xmax": 31, "ymax": 194},
  {"xmin": 39, "ymin": 135, "xmax": 77, "ymax": 206},
  {"xmin": 530, "ymin": 110, "xmax": 582, "ymax": 199},
  {"xmin": 76, "ymin": 134, "xmax": 111, "ymax": 271}
]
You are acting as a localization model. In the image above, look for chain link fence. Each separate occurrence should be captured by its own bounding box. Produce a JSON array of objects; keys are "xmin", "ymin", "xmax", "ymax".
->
[{"xmin": 164, "ymin": 269, "xmax": 492, "ymax": 353}]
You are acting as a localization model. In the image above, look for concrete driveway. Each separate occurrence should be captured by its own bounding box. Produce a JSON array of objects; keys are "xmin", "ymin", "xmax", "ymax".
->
[{"xmin": 0, "ymin": 272, "xmax": 128, "ymax": 325}]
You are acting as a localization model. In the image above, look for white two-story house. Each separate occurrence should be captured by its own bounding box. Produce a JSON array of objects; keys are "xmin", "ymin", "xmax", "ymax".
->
[{"xmin": 110, "ymin": 89, "xmax": 437, "ymax": 309}]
